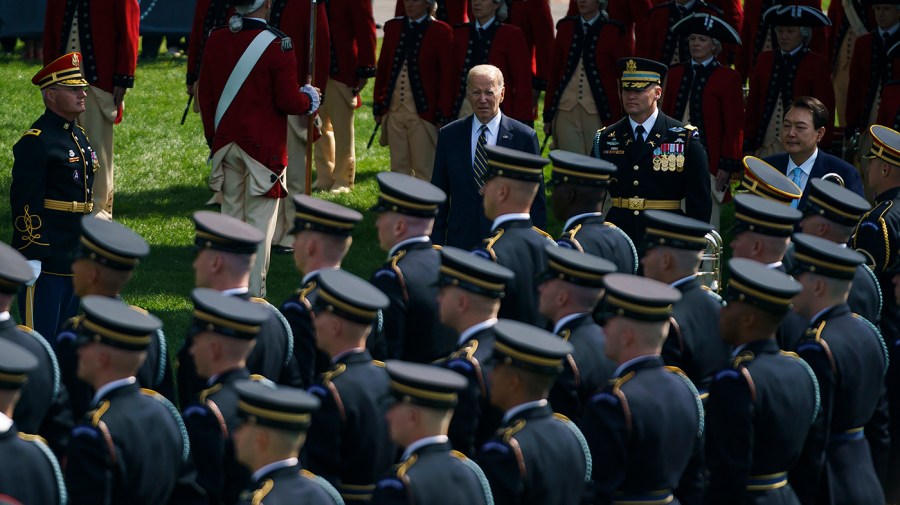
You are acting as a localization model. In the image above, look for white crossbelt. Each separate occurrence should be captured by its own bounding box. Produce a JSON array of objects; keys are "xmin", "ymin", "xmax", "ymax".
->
[{"xmin": 215, "ymin": 29, "xmax": 277, "ymax": 130}]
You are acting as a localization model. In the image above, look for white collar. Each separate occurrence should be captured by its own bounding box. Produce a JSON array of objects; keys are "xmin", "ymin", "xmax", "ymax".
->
[
  {"xmin": 788, "ymin": 148, "xmax": 818, "ymax": 175},
  {"xmin": 782, "ymin": 44, "xmax": 803, "ymax": 57},
  {"xmin": 331, "ymin": 347, "xmax": 366, "ymax": 364},
  {"xmin": 880, "ymin": 23, "xmax": 899, "ymax": 38},
  {"xmin": 92, "ymin": 376, "xmax": 137, "ymax": 406},
  {"xmin": 629, "ymin": 108, "xmax": 660, "ymax": 137},
  {"xmin": 221, "ymin": 286, "xmax": 250, "ymax": 296},
  {"xmin": 563, "ymin": 212, "xmax": 604, "ymax": 231},
  {"xmin": 809, "ymin": 304, "xmax": 835, "ymax": 325},
  {"xmin": 302, "ymin": 267, "xmax": 338, "ymax": 285},
  {"xmin": 553, "ymin": 312, "xmax": 588, "ymax": 335},
  {"xmin": 502, "ymin": 399, "xmax": 548, "ymax": 424},
  {"xmin": 669, "ymin": 274, "xmax": 696, "ymax": 288},
  {"xmin": 473, "ymin": 111, "xmax": 503, "ymax": 134},
  {"xmin": 491, "ymin": 213, "xmax": 531, "ymax": 232},
  {"xmin": 766, "ymin": 261, "xmax": 783, "ymax": 269},
  {"xmin": 732, "ymin": 343, "xmax": 748, "ymax": 357},
  {"xmin": 457, "ymin": 318, "xmax": 498, "ymax": 346},
  {"xmin": 410, "ymin": 13, "xmax": 429, "ymax": 24},
  {"xmin": 612, "ymin": 354, "xmax": 659, "ymax": 379},
  {"xmin": 692, "ymin": 55, "xmax": 715, "ymax": 67},
  {"xmin": 252, "ymin": 458, "xmax": 298, "ymax": 483},
  {"xmin": 581, "ymin": 12, "xmax": 601, "ymax": 25},
  {"xmin": 476, "ymin": 17, "xmax": 495, "ymax": 30},
  {"xmin": 0, "ymin": 412, "xmax": 11, "ymax": 434},
  {"xmin": 388, "ymin": 236, "xmax": 431, "ymax": 259},
  {"xmin": 0, "ymin": 311, "xmax": 9, "ymax": 322},
  {"xmin": 401, "ymin": 435, "xmax": 449, "ymax": 461}
]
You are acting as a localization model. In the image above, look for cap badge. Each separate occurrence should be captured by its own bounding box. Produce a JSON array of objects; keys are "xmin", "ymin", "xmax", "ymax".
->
[
  {"xmin": 626, "ymin": 59, "xmax": 637, "ymax": 72},
  {"xmin": 72, "ymin": 53, "xmax": 80, "ymax": 67}
]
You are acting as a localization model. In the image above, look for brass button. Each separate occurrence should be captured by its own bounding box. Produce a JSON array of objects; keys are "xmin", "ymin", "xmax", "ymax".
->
[
  {"xmin": 633, "ymin": 181, "xmax": 639, "ymax": 186},
  {"xmin": 633, "ymin": 165, "xmax": 639, "ymax": 170}
]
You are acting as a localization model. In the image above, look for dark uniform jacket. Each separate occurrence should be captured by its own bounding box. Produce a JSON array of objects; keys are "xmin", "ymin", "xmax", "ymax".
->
[
  {"xmin": 43, "ymin": 0, "xmax": 140, "ymax": 92},
  {"xmin": 0, "ymin": 421, "xmax": 66, "ymax": 505},
  {"xmin": 450, "ymin": 21, "xmax": 532, "ymax": 123},
  {"xmin": 592, "ymin": 111, "xmax": 711, "ymax": 243},
  {"xmin": 182, "ymin": 368, "xmax": 255, "ymax": 505},
  {"xmin": 476, "ymin": 402, "xmax": 589, "ymax": 505},
  {"xmin": 67, "ymin": 381, "xmax": 196, "ymax": 505},
  {"xmin": 744, "ymin": 48, "xmax": 835, "ymax": 153},
  {"xmin": 372, "ymin": 439, "xmax": 491, "ymax": 505},
  {"xmin": 663, "ymin": 277, "xmax": 730, "ymax": 393},
  {"xmin": 0, "ymin": 319, "xmax": 71, "ymax": 455},
  {"xmin": 663, "ymin": 60, "xmax": 745, "ymax": 179},
  {"xmin": 582, "ymin": 356, "xmax": 702, "ymax": 505},
  {"xmin": 543, "ymin": 14, "xmax": 629, "ymax": 128},
  {"xmin": 370, "ymin": 238, "xmax": 457, "ymax": 362},
  {"xmin": 846, "ymin": 30, "xmax": 900, "ymax": 133},
  {"xmin": 280, "ymin": 271, "xmax": 331, "ymax": 388},
  {"xmin": 441, "ymin": 324, "xmax": 504, "ymax": 455},
  {"xmin": 305, "ymin": 349, "xmax": 396, "ymax": 503},
  {"xmin": 764, "ymin": 152, "xmax": 864, "ymax": 207},
  {"xmin": 557, "ymin": 213, "xmax": 638, "ymax": 275},
  {"xmin": 475, "ymin": 217, "xmax": 555, "ymax": 328},
  {"xmin": 548, "ymin": 314, "xmax": 616, "ymax": 422},
  {"xmin": 704, "ymin": 339, "xmax": 819, "ymax": 505},
  {"xmin": 179, "ymin": 292, "xmax": 299, "ymax": 404},
  {"xmin": 239, "ymin": 462, "xmax": 342, "ymax": 505},
  {"xmin": 10, "ymin": 110, "xmax": 95, "ymax": 275},
  {"xmin": 791, "ymin": 304, "xmax": 888, "ymax": 505},
  {"xmin": 374, "ymin": 16, "xmax": 455, "ymax": 124}
]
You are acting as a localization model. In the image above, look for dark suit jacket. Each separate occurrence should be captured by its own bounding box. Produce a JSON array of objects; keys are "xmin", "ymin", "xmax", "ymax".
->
[
  {"xmin": 431, "ymin": 113, "xmax": 547, "ymax": 250},
  {"xmin": 763, "ymin": 151, "xmax": 864, "ymax": 207}
]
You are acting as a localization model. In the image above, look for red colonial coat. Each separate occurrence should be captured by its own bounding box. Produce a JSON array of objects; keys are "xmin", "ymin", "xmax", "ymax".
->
[
  {"xmin": 663, "ymin": 62, "xmax": 744, "ymax": 177},
  {"xmin": 450, "ymin": 22, "xmax": 533, "ymax": 123},
  {"xmin": 744, "ymin": 49, "xmax": 835, "ymax": 152},
  {"xmin": 394, "ymin": 0, "xmax": 469, "ymax": 25},
  {"xmin": 186, "ymin": 0, "xmax": 236, "ymax": 86},
  {"xmin": 507, "ymin": 0, "xmax": 556, "ymax": 92},
  {"xmin": 374, "ymin": 17, "xmax": 455, "ymax": 124},
  {"xmin": 567, "ymin": 0, "xmax": 652, "ymax": 44},
  {"xmin": 327, "ymin": 0, "xmax": 378, "ymax": 88},
  {"xmin": 543, "ymin": 15, "xmax": 631, "ymax": 127},
  {"xmin": 198, "ymin": 21, "xmax": 312, "ymax": 180},
  {"xmin": 736, "ymin": 0, "xmax": 826, "ymax": 82},
  {"xmin": 636, "ymin": 1, "xmax": 730, "ymax": 64},
  {"xmin": 43, "ymin": 0, "xmax": 139, "ymax": 92},
  {"xmin": 270, "ymin": 0, "xmax": 331, "ymax": 91},
  {"xmin": 846, "ymin": 32, "xmax": 900, "ymax": 132},
  {"xmin": 878, "ymin": 82, "xmax": 900, "ymax": 131}
]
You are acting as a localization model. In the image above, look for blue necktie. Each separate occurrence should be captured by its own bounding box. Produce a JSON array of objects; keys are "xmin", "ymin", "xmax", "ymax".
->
[{"xmin": 789, "ymin": 166, "xmax": 803, "ymax": 208}]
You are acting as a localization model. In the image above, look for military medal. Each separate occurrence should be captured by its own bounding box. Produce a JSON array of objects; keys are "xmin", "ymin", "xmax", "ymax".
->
[{"xmin": 652, "ymin": 147, "xmax": 662, "ymax": 171}]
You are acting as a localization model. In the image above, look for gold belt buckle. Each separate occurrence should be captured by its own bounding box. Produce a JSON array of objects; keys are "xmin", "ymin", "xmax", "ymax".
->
[
  {"xmin": 84, "ymin": 202, "xmax": 94, "ymax": 213},
  {"xmin": 627, "ymin": 197, "xmax": 645, "ymax": 210}
]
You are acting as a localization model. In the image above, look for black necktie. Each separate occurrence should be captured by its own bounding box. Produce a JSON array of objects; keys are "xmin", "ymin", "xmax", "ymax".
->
[{"xmin": 635, "ymin": 125, "xmax": 645, "ymax": 143}]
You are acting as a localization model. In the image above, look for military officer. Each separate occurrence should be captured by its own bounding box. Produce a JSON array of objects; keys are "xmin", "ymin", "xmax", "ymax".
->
[
  {"xmin": 851, "ymin": 124, "xmax": 900, "ymax": 501},
  {"xmin": 798, "ymin": 178, "xmax": 881, "ymax": 325},
  {"xmin": 373, "ymin": 0, "xmax": 455, "ymax": 180},
  {"xmin": 0, "ymin": 241, "xmax": 70, "ymax": 458},
  {"xmin": 538, "ymin": 246, "xmax": 616, "ymax": 421},
  {"xmin": 179, "ymin": 212, "xmax": 300, "ymax": 403},
  {"xmin": 705, "ymin": 258, "xmax": 819, "ymax": 504},
  {"xmin": 448, "ymin": 0, "xmax": 532, "ymax": 123},
  {"xmin": 369, "ymin": 173, "xmax": 456, "ymax": 362},
  {"xmin": 11, "ymin": 52, "xmax": 95, "ymax": 341},
  {"xmin": 181, "ymin": 288, "xmax": 271, "ymax": 504},
  {"xmin": 846, "ymin": 3, "xmax": 900, "ymax": 138},
  {"xmin": 0, "ymin": 340, "xmax": 66, "ymax": 505},
  {"xmin": 582, "ymin": 273, "xmax": 702, "ymax": 505},
  {"xmin": 371, "ymin": 361, "xmax": 492, "ymax": 505},
  {"xmin": 43, "ymin": 0, "xmax": 140, "ymax": 219},
  {"xmin": 66, "ymin": 297, "xmax": 201, "ymax": 504},
  {"xmin": 279, "ymin": 195, "xmax": 362, "ymax": 388},
  {"xmin": 474, "ymin": 320, "xmax": 589, "ymax": 504},
  {"xmin": 592, "ymin": 57, "xmax": 711, "ymax": 245},
  {"xmin": 543, "ymin": 0, "xmax": 631, "ymax": 155},
  {"xmin": 550, "ymin": 150, "xmax": 638, "ymax": 275},
  {"xmin": 55, "ymin": 216, "xmax": 174, "ymax": 419},
  {"xmin": 476, "ymin": 145, "xmax": 556, "ymax": 328},
  {"xmin": 641, "ymin": 210, "xmax": 729, "ymax": 393},
  {"xmin": 787, "ymin": 234, "xmax": 888, "ymax": 505},
  {"xmin": 436, "ymin": 246, "xmax": 514, "ymax": 455},
  {"xmin": 743, "ymin": 5, "xmax": 834, "ymax": 158},
  {"xmin": 663, "ymin": 13, "xmax": 745, "ymax": 226},
  {"xmin": 233, "ymin": 381, "xmax": 342, "ymax": 505},
  {"xmin": 303, "ymin": 269, "xmax": 395, "ymax": 503}
]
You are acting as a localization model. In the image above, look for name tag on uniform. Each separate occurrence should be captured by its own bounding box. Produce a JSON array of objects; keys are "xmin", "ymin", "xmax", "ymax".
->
[
  {"xmin": 69, "ymin": 157, "xmax": 81, "ymax": 163},
  {"xmin": 603, "ymin": 150, "xmax": 625, "ymax": 155}
]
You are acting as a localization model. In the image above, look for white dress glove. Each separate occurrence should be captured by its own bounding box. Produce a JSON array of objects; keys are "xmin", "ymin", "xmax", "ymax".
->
[
  {"xmin": 25, "ymin": 260, "xmax": 41, "ymax": 287},
  {"xmin": 301, "ymin": 83, "xmax": 320, "ymax": 115}
]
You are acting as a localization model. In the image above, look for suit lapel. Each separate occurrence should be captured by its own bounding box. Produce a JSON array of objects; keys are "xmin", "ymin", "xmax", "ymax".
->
[
  {"xmin": 464, "ymin": 115, "xmax": 475, "ymax": 168},
  {"xmin": 497, "ymin": 114, "xmax": 514, "ymax": 147}
]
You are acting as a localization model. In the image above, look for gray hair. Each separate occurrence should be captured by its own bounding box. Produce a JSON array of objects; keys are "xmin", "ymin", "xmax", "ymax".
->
[
  {"xmin": 493, "ymin": 0, "xmax": 508, "ymax": 22},
  {"xmin": 467, "ymin": 64, "xmax": 505, "ymax": 89},
  {"xmin": 234, "ymin": 0, "xmax": 266, "ymax": 15}
]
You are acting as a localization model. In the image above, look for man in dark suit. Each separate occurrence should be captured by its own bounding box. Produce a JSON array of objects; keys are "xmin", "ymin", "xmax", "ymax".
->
[
  {"xmin": 431, "ymin": 64, "xmax": 546, "ymax": 250},
  {"xmin": 764, "ymin": 96, "xmax": 864, "ymax": 207},
  {"xmin": 592, "ymin": 57, "xmax": 711, "ymax": 244}
]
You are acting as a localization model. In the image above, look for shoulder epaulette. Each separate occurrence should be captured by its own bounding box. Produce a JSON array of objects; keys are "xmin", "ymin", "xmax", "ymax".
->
[
  {"xmin": 265, "ymin": 26, "xmax": 292, "ymax": 50},
  {"xmin": 482, "ymin": 229, "xmax": 505, "ymax": 262},
  {"xmin": 779, "ymin": 350, "xmax": 821, "ymax": 423},
  {"xmin": 18, "ymin": 432, "xmax": 48, "ymax": 445},
  {"xmin": 388, "ymin": 250, "xmax": 410, "ymax": 300},
  {"xmin": 19, "ymin": 432, "xmax": 66, "ymax": 504},
  {"xmin": 251, "ymin": 479, "xmax": 275, "ymax": 505},
  {"xmin": 90, "ymin": 400, "xmax": 111, "ymax": 427},
  {"xmin": 501, "ymin": 418, "xmax": 526, "ymax": 443},
  {"xmin": 21, "ymin": 128, "xmax": 40, "ymax": 137},
  {"xmin": 199, "ymin": 383, "xmax": 223, "ymax": 403},
  {"xmin": 552, "ymin": 413, "xmax": 592, "ymax": 483},
  {"xmin": 396, "ymin": 454, "xmax": 418, "ymax": 479},
  {"xmin": 322, "ymin": 363, "xmax": 348, "ymax": 385},
  {"xmin": 300, "ymin": 469, "xmax": 344, "ymax": 504},
  {"xmin": 532, "ymin": 226, "xmax": 553, "ymax": 240},
  {"xmin": 451, "ymin": 450, "xmax": 495, "ymax": 503},
  {"xmin": 731, "ymin": 351, "xmax": 754, "ymax": 368},
  {"xmin": 664, "ymin": 366, "xmax": 704, "ymax": 437},
  {"xmin": 141, "ymin": 388, "xmax": 191, "ymax": 463},
  {"xmin": 373, "ymin": 360, "xmax": 386, "ymax": 368},
  {"xmin": 85, "ymin": 400, "xmax": 118, "ymax": 465}
]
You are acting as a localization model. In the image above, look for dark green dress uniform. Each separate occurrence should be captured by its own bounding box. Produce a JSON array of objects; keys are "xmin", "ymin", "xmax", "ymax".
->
[
  {"xmin": 786, "ymin": 236, "xmax": 889, "ymax": 505},
  {"xmin": 541, "ymin": 246, "xmax": 617, "ymax": 422},
  {"xmin": 303, "ymin": 269, "xmax": 396, "ymax": 503},
  {"xmin": 369, "ymin": 173, "xmax": 457, "ymax": 362},
  {"xmin": 435, "ymin": 246, "xmax": 514, "ymax": 456},
  {"xmin": 475, "ymin": 321, "xmax": 589, "ymax": 505},
  {"xmin": 583, "ymin": 275, "xmax": 702, "ymax": 505},
  {"xmin": 0, "ymin": 339, "xmax": 66, "ymax": 505},
  {"xmin": 279, "ymin": 195, "xmax": 363, "ymax": 387},
  {"xmin": 64, "ymin": 297, "xmax": 200, "ymax": 505},
  {"xmin": 705, "ymin": 259, "xmax": 819, "ymax": 505},
  {"xmin": 474, "ymin": 146, "xmax": 556, "ymax": 328},
  {"xmin": 371, "ymin": 361, "xmax": 492, "ymax": 505},
  {"xmin": 851, "ymin": 126, "xmax": 900, "ymax": 498},
  {"xmin": 549, "ymin": 150, "xmax": 638, "ymax": 275},
  {"xmin": 591, "ymin": 58, "xmax": 711, "ymax": 244}
]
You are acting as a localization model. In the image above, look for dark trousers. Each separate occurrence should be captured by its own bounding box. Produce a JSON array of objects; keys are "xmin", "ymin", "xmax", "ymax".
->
[{"xmin": 17, "ymin": 273, "xmax": 79, "ymax": 346}]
